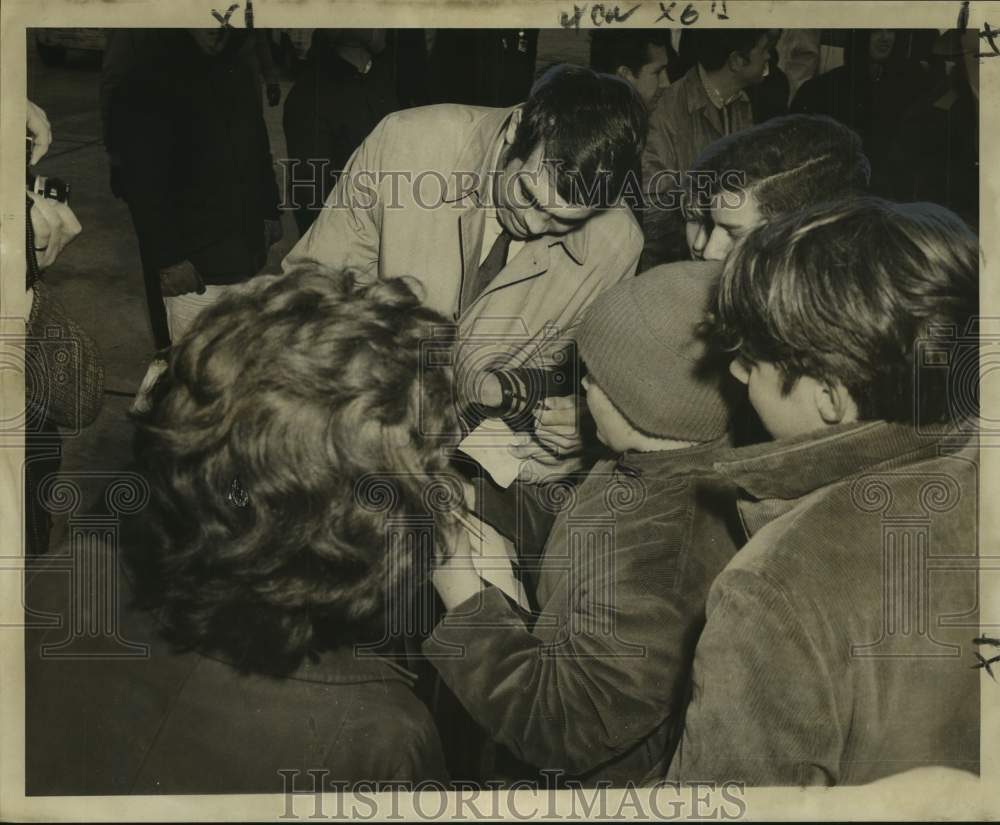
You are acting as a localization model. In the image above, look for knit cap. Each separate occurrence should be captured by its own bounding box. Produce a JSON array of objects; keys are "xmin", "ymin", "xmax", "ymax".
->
[{"xmin": 575, "ymin": 260, "xmax": 730, "ymax": 442}]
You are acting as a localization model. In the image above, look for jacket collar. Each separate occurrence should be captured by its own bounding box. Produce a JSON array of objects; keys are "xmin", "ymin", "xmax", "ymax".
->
[
  {"xmin": 683, "ymin": 65, "xmax": 749, "ymax": 116},
  {"xmin": 615, "ymin": 433, "xmax": 735, "ymax": 477},
  {"xmin": 713, "ymin": 420, "xmax": 970, "ymax": 537},
  {"xmin": 200, "ymin": 640, "xmax": 419, "ymax": 689},
  {"xmin": 445, "ymin": 105, "xmax": 589, "ymax": 266},
  {"xmin": 288, "ymin": 644, "xmax": 419, "ymax": 688},
  {"xmin": 445, "ymin": 106, "xmax": 518, "ymax": 204}
]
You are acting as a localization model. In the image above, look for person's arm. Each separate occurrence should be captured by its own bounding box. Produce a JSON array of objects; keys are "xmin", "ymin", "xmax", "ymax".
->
[
  {"xmin": 253, "ymin": 31, "xmax": 282, "ymax": 106},
  {"xmin": 27, "ymin": 101, "xmax": 51, "ymax": 165},
  {"xmin": 667, "ymin": 568, "xmax": 843, "ymax": 786},
  {"xmin": 281, "ymin": 113, "xmax": 389, "ymax": 278},
  {"xmin": 425, "ymin": 486, "xmax": 699, "ymax": 775}
]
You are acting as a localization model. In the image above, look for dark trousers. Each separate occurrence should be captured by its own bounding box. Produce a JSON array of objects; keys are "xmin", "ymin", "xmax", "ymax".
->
[{"xmin": 25, "ymin": 420, "xmax": 63, "ymax": 556}]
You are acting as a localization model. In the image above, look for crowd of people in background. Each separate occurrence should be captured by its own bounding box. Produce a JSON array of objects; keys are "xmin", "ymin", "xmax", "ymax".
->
[{"xmin": 25, "ymin": 25, "xmax": 981, "ymax": 796}]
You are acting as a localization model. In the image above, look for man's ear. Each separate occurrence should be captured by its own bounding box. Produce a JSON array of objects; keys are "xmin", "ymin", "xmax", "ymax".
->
[
  {"xmin": 727, "ymin": 50, "xmax": 747, "ymax": 73},
  {"xmin": 503, "ymin": 107, "xmax": 524, "ymax": 146},
  {"xmin": 616, "ymin": 65, "xmax": 636, "ymax": 84},
  {"xmin": 813, "ymin": 379, "xmax": 860, "ymax": 426}
]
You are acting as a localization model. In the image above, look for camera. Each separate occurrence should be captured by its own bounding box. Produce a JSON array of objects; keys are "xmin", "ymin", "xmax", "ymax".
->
[{"xmin": 26, "ymin": 135, "xmax": 71, "ymax": 203}]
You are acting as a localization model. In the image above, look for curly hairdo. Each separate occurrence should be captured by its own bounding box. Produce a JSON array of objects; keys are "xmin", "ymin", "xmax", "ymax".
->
[
  {"xmin": 685, "ymin": 115, "xmax": 871, "ymax": 217},
  {"xmin": 131, "ymin": 269, "xmax": 462, "ymax": 675},
  {"xmin": 507, "ymin": 63, "xmax": 648, "ymax": 208},
  {"xmin": 717, "ymin": 197, "xmax": 979, "ymax": 425}
]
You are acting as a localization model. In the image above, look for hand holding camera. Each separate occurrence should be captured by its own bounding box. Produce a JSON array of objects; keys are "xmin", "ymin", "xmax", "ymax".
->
[{"xmin": 27, "ymin": 190, "xmax": 82, "ymax": 272}]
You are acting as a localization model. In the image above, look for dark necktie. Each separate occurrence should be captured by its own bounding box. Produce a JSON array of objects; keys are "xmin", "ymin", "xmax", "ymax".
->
[{"xmin": 462, "ymin": 227, "xmax": 513, "ymax": 311}]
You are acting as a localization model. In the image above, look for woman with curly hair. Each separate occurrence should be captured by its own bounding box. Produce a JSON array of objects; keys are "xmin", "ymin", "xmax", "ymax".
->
[{"xmin": 27, "ymin": 268, "xmax": 462, "ymax": 794}]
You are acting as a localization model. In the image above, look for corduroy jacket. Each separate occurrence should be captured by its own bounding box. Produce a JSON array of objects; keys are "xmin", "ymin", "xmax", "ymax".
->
[{"xmin": 668, "ymin": 421, "xmax": 980, "ymax": 785}]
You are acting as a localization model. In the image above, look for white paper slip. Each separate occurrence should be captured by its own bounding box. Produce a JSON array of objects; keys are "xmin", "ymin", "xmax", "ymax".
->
[
  {"xmin": 457, "ymin": 418, "xmax": 530, "ymax": 489},
  {"xmin": 459, "ymin": 514, "xmax": 531, "ymax": 613}
]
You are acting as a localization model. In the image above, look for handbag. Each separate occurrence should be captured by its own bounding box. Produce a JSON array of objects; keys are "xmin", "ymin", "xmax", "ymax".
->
[{"xmin": 25, "ymin": 280, "xmax": 105, "ymax": 430}]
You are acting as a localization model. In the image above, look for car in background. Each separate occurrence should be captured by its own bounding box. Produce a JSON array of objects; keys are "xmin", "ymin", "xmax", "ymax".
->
[{"xmin": 35, "ymin": 28, "xmax": 107, "ymax": 65}]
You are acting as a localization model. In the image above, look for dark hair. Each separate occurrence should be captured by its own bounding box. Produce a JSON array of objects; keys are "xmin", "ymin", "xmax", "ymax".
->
[
  {"xmin": 507, "ymin": 64, "xmax": 648, "ymax": 208},
  {"xmin": 131, "ymin": 269, "xmax": 462, "ymax": 675},
  {"xmin": 691, "ymin": 29, "xmax": 777, "ymax": 72},
  {"xmin": 685, "ymin": 114, "xmax": 871, "ymax": 218},
  {"xmin": 589, "ymin": 29, "xmax": 673, "ymax": 76},
  {"xmin": 717, "ymin": 197, "xmax": 979, "ymax": 425}
]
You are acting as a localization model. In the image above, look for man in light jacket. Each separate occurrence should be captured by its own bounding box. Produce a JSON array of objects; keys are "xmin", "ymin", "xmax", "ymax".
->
[{"xmin": 282, "ymin": 64, "xmax": 647, "ymax": 479}]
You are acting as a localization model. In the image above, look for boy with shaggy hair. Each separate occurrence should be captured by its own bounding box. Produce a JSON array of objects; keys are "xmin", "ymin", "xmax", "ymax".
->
[{"xmin": 669, "ymin": 197, "xmax": 980, "ymax": 785}]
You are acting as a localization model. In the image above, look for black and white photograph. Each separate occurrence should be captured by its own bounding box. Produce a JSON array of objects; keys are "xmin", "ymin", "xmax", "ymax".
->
[{"xmin": 2, "ymin": 0, "xmax": 997, "ymax": 820}]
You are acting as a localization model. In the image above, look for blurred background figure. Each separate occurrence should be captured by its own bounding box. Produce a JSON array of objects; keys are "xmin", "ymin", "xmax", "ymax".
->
[
  {"xmin": 641, "ymin": 29, "xmax": 780, "ymax": 268},
  {"xmin": 747, "ymin": 40, "xmax": 790, "ymax": 122},
  {"xmin": 589, "ymin": 29, "xmax": 677, "ymax": 223},
  {"xmin": 775, "ymin": 29, "xmax": 822, "ymax": 103},
  {"xmin": 886, "ymin": 28, "xmax": 979, "ymax": 228},
  {"xmin": 589, "ymin": 28, "xmax": 676, "ymax": 111},
  {"xmin": 103, "ymin": 28, "xmax": 282, "ymax": 347},
  {"xmin": 427, "ymin": 29, "xmax": 539, "ymax": 107},
  {"xmin": 790, "ymin": 29, "xmax": 933, "ymax": 195},
  {"xmin": 282, "ymin": 29, "xmax": 399, "ymax": 236}
]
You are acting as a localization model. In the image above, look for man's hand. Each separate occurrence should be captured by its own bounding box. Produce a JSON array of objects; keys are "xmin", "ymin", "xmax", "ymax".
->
[
  {"xmin": 474, "ymin": 372, "xmax": 503, "ymax": 408},
  {"xmin": 506, "ymin": 395, "xmax": 590, "ymax": 483},
  {"xmin": 27, "ymin": 100, "xmax": 52, "ymax": 165},
  {"xmin": 159, "ymin": 260, "xmax": 206, "ymax": 297},
  {"xmin": 531, "ymin": 395, "xmax": 584, "ymax": 457},
  {"xmin": 432, "ymin": 522, "xmax": 483, "ymax": 612},
  {"xmin": 28, "ymin": 191, "xmax": 82, "ymax": 270}
]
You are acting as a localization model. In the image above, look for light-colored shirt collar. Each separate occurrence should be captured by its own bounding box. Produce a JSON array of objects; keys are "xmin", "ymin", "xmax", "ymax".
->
[{"xmin": 697, "ymin": 64, "xmax": 750, "ymax": 110}]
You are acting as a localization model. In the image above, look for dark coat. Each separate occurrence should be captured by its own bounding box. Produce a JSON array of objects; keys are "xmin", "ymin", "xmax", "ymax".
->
[
  {"xmin": 107, "ymin": 30, "xmax": 279, "ymax": 284},
  {"xmin": 887, "ymin": 70, "xmax": 978, "ymax": 228},
  {"xmin": 424, "ymin": 438, "xmax": 743, "ymax": 785},
  {"xmin": 282, "ymin": 37, "xmax": 400, "ymax": 235},
  {"xmin": 25, "ymin": 548, "xmax": 448, "ymax": 794},
  {"xmin": 790, "ymin": 32, "xmax": 931, "ymax": 196}
]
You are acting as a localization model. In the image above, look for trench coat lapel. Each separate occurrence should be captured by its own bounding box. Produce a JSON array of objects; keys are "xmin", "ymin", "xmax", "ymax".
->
[
  {"xmin": 457, "ymin": 205, "xmax": 485, "ymax": 314},
  {"xmin": 480, "ymin": 241, "xmax": 549, "ymax": 298}
]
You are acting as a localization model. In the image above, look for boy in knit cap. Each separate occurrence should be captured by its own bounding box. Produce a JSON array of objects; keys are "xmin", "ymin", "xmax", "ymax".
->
[{"xmin": 426, "ymin": 260, "xmax": 743, "ymax": 785}]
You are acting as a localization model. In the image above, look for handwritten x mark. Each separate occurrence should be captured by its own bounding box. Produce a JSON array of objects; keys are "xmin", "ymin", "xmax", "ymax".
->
[
  {"xmin": 972, "ymin": 636, "xmax": 1000, "ymax": 680},
  {"xmin": 980, "ymin": 23, "xmax": 1000, "ymax": 57},
  {"xmin": 211, "ymin": 3, "xmax": 240, "ymax": 29}
]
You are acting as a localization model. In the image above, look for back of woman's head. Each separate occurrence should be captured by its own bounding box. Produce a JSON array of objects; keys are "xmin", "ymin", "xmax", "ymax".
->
[
  {"xmin": 132, "ymin": 269, "xmax": 460, "ymax": 674},
  {"xmin": 686, "ymin": 114, "xmax": 871, "ymax": 218}
]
